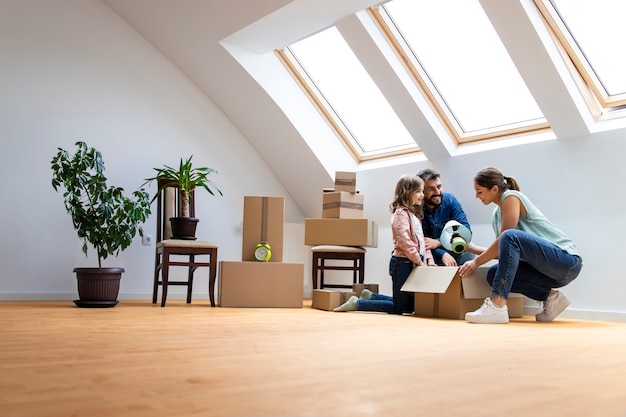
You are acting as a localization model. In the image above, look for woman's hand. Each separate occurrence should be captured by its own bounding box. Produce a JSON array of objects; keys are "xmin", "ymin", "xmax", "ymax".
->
[{"xmin": 458, "ymin": 259, "xmax": 478, "ymax": 278}]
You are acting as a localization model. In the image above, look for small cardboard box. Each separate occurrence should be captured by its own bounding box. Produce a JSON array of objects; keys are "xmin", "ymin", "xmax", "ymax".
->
[
  {"xmin": 311, "ymin": 290, "xmax": 356, "ymax": 311},
  {"xmin": 219, "ymin": 261, "xmax": 303, "ymax": 308},
  {"xmin": 242, "ymin": 196, "xmax": 284, "ymax": 262},
  {"xmin": 352, "ymin": 283, "xmax": 379, "ymax": 295},
  {"xmin": 304, "ymin": 218, "xmax": 378, "ymax": 248},
  {"xmin": 322, "ymin": 191, "xmax": 364, "ymax": 219},
  {"xmin": 334, "ymin": 171, "xmax": 357, "ymax": 193},
  {"xmin": 401, "ymin": 266, "xmax": 524, "ymax": 319}
]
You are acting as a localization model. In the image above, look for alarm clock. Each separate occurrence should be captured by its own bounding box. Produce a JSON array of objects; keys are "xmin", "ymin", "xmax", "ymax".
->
[{"xmin": 254, "ymin": 241, "xmax": 272, "ymax": 262}]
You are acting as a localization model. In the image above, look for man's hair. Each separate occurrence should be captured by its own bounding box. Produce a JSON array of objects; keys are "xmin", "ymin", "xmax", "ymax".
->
[{"xmin": 416, "ymin": 168, "xmax": 440, "ymax": 181}]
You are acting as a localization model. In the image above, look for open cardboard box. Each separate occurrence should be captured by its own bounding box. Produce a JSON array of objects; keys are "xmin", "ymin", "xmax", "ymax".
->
[{"xmin": 401, "ymin": 266, "xmax": 524, "ymax": 319}]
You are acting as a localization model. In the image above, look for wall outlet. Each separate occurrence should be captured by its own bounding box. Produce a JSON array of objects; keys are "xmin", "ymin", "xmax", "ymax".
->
[{"xmin": 142, "ymin": 234, "xmax": 153, "ymax": 246}]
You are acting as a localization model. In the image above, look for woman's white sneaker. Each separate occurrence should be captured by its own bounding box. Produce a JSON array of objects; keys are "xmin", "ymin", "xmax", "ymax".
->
[
  {"xmin": 465, "ymin": 297, "xmax": 509, "ymax": 324},
  {"xmin": 536, "ymin": 291, "xmax": 570, "ymax": 322}
]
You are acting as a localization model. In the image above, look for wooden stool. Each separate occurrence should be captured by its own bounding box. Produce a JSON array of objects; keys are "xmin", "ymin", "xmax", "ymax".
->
[{"xmin": 311, "ymin": 245, "xmax": 366, "ymax": 289}]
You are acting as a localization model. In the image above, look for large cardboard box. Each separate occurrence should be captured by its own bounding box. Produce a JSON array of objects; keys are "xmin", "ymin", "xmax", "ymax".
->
[
  {"xmin": 322, "ymin": 191, "xmax": 364, "ymax": 219},
  {"xmin": 304, "ymin": 218, "xmax": 378, "ymax": 248},
  {"xmin": 334, "ymin": 171, "xmax": 357, "ymax": 193},
  {"xmin": 219, "ymin": 261, "xmax": 304, "ymax": 308},
  {"xmin": 311, "ymin": 290, "xmax": 356, "ymax": 311},
  {"xmin": 401, "ymin": 266, "xmax": 524, "ymax": 319},
  {"xmin": 242, "ymin": 196, "xmax": 284, "ymax": 262}
]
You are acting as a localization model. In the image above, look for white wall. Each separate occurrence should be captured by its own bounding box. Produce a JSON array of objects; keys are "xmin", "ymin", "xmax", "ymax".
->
[
  {"xmin": 1, "ymin": 0, "xmax": 625, "ymax": 322},
  {"xmin": 0, "ymin": 0, "xmax": 303, "ymax": 300}
]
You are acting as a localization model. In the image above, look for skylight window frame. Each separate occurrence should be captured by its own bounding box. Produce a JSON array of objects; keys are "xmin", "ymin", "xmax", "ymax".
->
[
  {"xmin": 368, "ymin": 5, "xmax": 550, "ymax": 145},
  {"xmin": 534, "ymin": 0, "xmax": 626, "ymax": 117},
  {"xmin": 275, "ymin": 46, "xmax": 422, "ymax": 163}
]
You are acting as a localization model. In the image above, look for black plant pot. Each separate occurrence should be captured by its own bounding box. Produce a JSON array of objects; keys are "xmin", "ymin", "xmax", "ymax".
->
[
  {"xmin": 73, "ymin": 267, "xmax": 123, "ymax": 308},
  {"xmin": 170, "ymin": 217, "xmax": 199, "ymax": 240}
]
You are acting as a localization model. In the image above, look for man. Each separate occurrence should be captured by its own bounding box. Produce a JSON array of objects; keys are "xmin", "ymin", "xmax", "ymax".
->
[{"xmin": 417, "ymin": 168, "xmax": 476, "ymax": 266}]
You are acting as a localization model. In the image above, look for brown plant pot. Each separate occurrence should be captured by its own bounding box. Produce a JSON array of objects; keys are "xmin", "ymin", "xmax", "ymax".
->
[
  {"xmin": 73, "ymin": 267, "xmax": 123, "ymax": 308},
  {"xmin": 170, "ymin": 217, "xmax": 199, "ymax": 240}
]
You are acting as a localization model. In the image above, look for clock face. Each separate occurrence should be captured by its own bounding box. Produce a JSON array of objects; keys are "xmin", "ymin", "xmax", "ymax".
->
[{"xmin": 255, "ymin": 246, "xmax": 271, "ymax": 261}]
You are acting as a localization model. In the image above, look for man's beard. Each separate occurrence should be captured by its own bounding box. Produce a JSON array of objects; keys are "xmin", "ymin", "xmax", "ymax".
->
[{"xmin": 425, "ymin": 195, "xmax": 441, "ymax": 208}]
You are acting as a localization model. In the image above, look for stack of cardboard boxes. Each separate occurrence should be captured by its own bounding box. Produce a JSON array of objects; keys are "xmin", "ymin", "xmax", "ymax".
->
[
  {"xmin": 219, "ymin": 196, "xmax": 304, "ymax": 308},
  {"xmin": 305, "ymin": 172, "xmax": 380, "ymax": 310},
  {"xmin": 305, "ymin": 172, "xmax": 378, "ymax": 248}
]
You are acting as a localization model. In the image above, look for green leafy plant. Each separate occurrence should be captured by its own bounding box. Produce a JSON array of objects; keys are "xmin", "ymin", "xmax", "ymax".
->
[
  {"xmin": 143, "ymin": 155, "xmax": 222, "ymax": 218},
  {"xmin": 51, "ymin": 141, "xmax": 151, "ymax": 268}
]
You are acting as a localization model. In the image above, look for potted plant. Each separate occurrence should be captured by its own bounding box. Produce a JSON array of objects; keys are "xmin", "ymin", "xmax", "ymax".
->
[
  {"xmin": 143, "ymin": 155, "xmax": 222, "ymax": 240},
  {"xmin": 51, "ymin": 141, "xmax": 151, "ymax": 307}
]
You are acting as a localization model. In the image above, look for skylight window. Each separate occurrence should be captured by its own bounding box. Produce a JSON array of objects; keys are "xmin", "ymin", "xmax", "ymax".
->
[
  {"xmin": 373, "ymin": 0, "xmax": 548, "ymax": 143},
  {"xmin": 535, "ymin": 0, "xmax": 626, "ymax": 114},
  {"xmin": 278, "ymin": 26, "xmax": 419, "ymax": 162},
  {"xmin": 275, "ymin": 0, "xmax": 556, "ymax": 163}
]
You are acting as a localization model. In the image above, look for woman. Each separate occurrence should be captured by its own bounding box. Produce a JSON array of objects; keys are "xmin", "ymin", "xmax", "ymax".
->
[
  {"xmin": 334, "ymin": 174, "xmax": 436, "ymax": 314},
  {"xmin": 459, "ymin": 167, "xmax": 582, "ymax": 324}
]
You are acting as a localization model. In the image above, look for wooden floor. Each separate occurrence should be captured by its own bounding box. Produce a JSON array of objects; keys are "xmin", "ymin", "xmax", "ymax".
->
[{"xmin": 1, "ymin": 300, "xmax": 625, "ymax": 417}]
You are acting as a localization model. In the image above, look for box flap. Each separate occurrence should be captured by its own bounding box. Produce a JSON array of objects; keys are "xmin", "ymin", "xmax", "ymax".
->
[
  {"xmin": 461, "ymin": 274, "xmax": 494, "ymax": 299},
  {"xmin": 460, "ymin": 266, "xmax": 523, "ymax": 299},
  {"xmin": 401, "ymin": 266, "xmax": 459, "ymax": 293}
]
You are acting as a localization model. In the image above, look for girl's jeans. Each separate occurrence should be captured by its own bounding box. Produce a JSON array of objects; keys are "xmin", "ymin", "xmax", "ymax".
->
[
  {"xmin": 487, "ymin": 229, "xmax": 582, "ymax": 301},
  {"xmin": 357, "ymin": 256, "xmax": 414, "ymax": 314}
]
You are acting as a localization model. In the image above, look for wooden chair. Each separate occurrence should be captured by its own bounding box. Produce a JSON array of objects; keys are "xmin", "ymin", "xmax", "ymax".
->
[
  {"xmin": 311, "ymin": 245, "xmax": 366, "ymax": 289},
  {"xmin": 152, "ymin": 182, "xmax": 219, "ymax": 307}
]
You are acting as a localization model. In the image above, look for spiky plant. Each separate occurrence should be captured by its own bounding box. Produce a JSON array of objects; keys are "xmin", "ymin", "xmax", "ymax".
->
[{"xmin": 143, "ymin": 155, "xmax": 222, "ymax": 217}]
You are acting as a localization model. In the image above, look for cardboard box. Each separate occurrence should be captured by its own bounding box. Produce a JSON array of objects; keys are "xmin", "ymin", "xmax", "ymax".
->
[
  {"xmin": 334, "ymin": 171, "xmax": 357, "ymax": 193},
  {"xmin": 322, "ymin": 191, "xmax": 364, "ymax": 219},
  {"xmin": 352, "ymin": 283, "xmax": 379, "ymax": 295},
  {"xmin": 401, "ymin": 266, "xmax": 524, "ymax": 319},
  {"xmin": 219, "ymin": 261, "xmax": 303, "ymax": 308},
  {"xmin": 414, "ymin": 293, "xmax": 438, "ymax": 317},
  {"xmin": 242, "ymin": 196, "xmax": 284, "ymax": 262},
  {"xmin": 304, "ymin": 218, "xmax": 378, "ymax": 248},
  {"xmin": 311, "ymin": 290, "xmax": 356, "ymax": 311}
]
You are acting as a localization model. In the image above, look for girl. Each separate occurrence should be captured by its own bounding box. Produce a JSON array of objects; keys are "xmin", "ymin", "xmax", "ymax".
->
[
  {"xmin": 459, "ymin": 167, "xmax": 582, "ymax": 324},
  {"xmin": 334, "ymin": 174, "xmax": 435, "ymax": 314}
]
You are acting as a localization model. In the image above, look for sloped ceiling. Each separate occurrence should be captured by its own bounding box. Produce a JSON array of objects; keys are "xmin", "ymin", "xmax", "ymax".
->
[{"xmin": 101, "ymin": 0, "xmax": 336, "ymax": 218}]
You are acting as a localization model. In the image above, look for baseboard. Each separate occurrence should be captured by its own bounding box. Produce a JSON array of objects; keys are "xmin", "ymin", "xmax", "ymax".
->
[
  {"xmin": 2, "ymin": 292, "xmax": 625, "ymax": 322},
  {"xmin": 523, "ymin": 306, "xmax": 626, "ymax": 322},
  {"xmin": 0, "ymin": 292, "xmax": 195, "ymax": 302}
]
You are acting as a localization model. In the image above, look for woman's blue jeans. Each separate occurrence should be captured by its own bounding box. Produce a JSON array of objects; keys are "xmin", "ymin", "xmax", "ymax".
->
[
  {"xmin": 357, "ymin": 256, "xmax": 414, "ymax": 314},
  {"xmin": 487, "ymin": 229, "xmax": 582, "ymax": 301}
]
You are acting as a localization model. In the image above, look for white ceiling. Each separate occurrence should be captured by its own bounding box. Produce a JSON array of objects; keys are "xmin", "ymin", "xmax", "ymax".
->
[{"xmin": 101, "ymin": 0, "xmax": 400, "ymax": 216}]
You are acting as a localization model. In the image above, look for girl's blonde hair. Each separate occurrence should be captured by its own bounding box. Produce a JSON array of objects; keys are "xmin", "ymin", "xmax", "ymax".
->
[{"xmin": 389, "ymin": 174, "xmax": 424, "ymax": 218}]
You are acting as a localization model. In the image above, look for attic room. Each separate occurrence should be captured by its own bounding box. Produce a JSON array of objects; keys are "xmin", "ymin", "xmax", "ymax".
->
[{"xmin": 2, "ymin": 0, "xmax": 626, "ymax": 416}]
